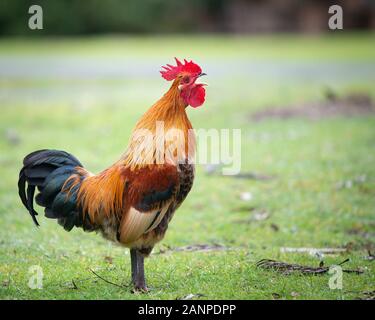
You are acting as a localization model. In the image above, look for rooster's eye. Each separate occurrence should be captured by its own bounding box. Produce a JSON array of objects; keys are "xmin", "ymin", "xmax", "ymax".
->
[{"xmin": 182, "ymin": 76, "xmax": 190, "ymax": 84}]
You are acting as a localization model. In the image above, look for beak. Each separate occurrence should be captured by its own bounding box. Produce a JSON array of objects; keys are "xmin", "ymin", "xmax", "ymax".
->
[{"xmin": 198, "ymin": 73, "xmax": 207, "ymax": 78}]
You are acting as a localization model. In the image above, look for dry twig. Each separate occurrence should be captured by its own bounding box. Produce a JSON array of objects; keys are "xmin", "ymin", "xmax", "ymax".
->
[
  {"xmin": 256, "ymin": 258, "xmax": 364, "ymax": 275},
  {"xmin": 89, "ymin": 268, "xmax": 128, "ymax": 289}
]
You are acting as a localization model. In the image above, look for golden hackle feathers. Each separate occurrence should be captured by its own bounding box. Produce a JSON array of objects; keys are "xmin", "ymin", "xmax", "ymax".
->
[{"xmin": 121, "ymin": 78, "xmax": 196, "ymax": 169}]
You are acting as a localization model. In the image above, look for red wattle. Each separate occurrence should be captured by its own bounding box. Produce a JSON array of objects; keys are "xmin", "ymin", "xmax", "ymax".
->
[{"xmin": 188, "ymin": 85, "xmax": 206, "ymax": 108}]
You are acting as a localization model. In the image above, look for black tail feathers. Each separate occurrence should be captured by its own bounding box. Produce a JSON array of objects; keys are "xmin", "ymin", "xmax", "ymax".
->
[{"xmin": 18, "ymin": 149, "xmax": 92, "ymax": 231}]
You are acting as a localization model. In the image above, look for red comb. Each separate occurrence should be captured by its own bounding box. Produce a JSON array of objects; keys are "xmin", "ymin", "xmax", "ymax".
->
[{"xmin": 160, "ymin": 58, "xmax": 202, "ymax": 81}]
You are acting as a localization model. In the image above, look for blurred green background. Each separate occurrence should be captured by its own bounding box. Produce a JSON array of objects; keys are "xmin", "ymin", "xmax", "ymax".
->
[
  {"xmin": 1, "ymin": 0, "xmax": 375, "ymax": 35},
  {"xmin": 0, "ymin": 1, "xmax": 374, "ymax": 300}
]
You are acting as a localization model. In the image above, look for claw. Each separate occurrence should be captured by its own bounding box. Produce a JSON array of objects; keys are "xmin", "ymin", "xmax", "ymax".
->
[{"xmin": 132, "ymin": 285, "xmax": 150, "ymax": 294}]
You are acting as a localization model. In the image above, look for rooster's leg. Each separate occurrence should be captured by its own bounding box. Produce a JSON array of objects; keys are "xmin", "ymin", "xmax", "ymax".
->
[
  {"xmin": 130, "ymin": 248, "xmax": 138, "ymax": 284},
  {"xmin": 134, "ymin": 250, "xmax": 148, "ymax": 292}
]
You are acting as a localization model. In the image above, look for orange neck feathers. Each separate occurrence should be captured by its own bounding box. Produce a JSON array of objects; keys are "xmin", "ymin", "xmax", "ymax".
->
[{"xmin": 121, "ymin": 80, "xmax": 196, "ymax": 168}]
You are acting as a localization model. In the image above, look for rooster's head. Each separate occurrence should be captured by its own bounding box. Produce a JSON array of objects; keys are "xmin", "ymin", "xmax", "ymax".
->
[{"xmin": 160, "ymin": 58, "xmax": 206, "ymax": 108}]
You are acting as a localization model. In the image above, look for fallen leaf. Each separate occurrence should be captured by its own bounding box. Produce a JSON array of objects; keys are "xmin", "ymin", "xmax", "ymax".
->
[
  {"xmin": 253, "ymin": 210, "xmax": 269, "ymax": 221},
  {"xmin": 272, "ymin": 293, "xmax": 281, "ymax": 299},
  {"xmin": 2, "ymin": 280, "xmax": 10, "ymax": 287},
  {"xmin": 104, "ymin": 256, "xmax": 113, "ymax": 264},
  {"xmin": 270, "ymin": 223, "xmax": 279, "ymax": 231},
  {"xmin": 291, "ymin": 291, "xmax": 299, "ymax": 298},
  {"xmin": 178, "ymin": 293, "xmax": 205, "ymax": 300}
]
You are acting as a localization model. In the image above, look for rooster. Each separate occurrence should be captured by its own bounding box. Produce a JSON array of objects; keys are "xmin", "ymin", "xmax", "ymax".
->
[{"xmin": 18, "ymin": 58, "xmax": 206, "ymax": 291}]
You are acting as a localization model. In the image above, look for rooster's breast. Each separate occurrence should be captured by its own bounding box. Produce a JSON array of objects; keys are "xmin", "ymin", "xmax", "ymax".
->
[{"xmin": 131, "ymin": 163, "xmax": 195, "ymax": 255}]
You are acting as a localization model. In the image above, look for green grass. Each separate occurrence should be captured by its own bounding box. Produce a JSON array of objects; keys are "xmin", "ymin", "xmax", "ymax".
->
[{"xmin": 0, "ymin": 34, "xmax": 374, "ymax": 300}]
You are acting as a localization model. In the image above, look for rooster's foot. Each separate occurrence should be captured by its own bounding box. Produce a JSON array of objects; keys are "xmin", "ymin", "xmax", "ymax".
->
[{"xmin": 132, "ymin": 285, "xmax": 150, "ymax": 294}]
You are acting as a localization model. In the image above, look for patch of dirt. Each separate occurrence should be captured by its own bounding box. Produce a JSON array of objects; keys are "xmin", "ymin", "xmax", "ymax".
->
[
  {"xmin": 250, "ymin": 92, "xmax": 375, "ymax": 122},
  {"xmin": 280, "ymin": 247, "xmax": 348, "ymax": 255},
  {"xmin": 233, "ymin": 209, "xmax": 271, "ymax": 224},
  {"xmin": 231, "ymin": 205, "xmax": 257, "ymax": 213},
  {"xmin": 204, "ymin": 164, "xmax": 275, "ymax": 181},
  {"xmin": 230, "ymin": 172, "xmax": 275, "ymax": 181},
  {"xmin": 344, "ymin": 240, "xmax": 375, "ymax": 253},
  {"xmin": 155, "ymin": 243, "xmax": 230, "ymax": 255},
  {"xmin": 346, "ymin": 221, "xmax": 375, "ymax": 241},
  {"xmin": 347, "ymin": 229, "xmax": 375, "ymax": 240},
  {"xmin": 336, "ymin": 175, "xmax": 367, "ymax": 190}
]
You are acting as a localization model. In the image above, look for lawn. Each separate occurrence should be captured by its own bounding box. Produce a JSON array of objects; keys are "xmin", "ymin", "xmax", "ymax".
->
[{"xmin": 0, "ymin": 34, "xmax": 374, "ymax": 300}]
